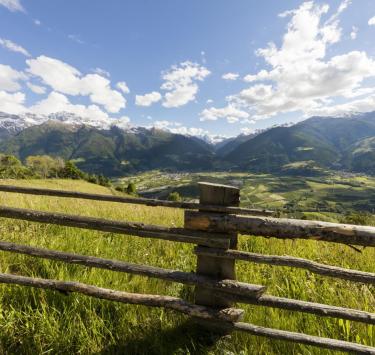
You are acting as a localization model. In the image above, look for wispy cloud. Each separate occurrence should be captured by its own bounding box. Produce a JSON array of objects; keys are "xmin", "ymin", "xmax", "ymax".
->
[
  {"xmin": 350, "ymin": 26, "xmax": 358, "ymax": 40},
  {"xmin": 68, "ymin": 34, "xmax": 84, "ymax": 44},
  {"xmin": 222, "ymin": 72, "xmax": 239, "ymax": 80},
  {"xmin": 0, "ymin": 38, "xmax": 30, "ymax": 57},
  {"xmin": 27, "ymin": 82, "xmax": 46, "ymax": 94},
  {"xmin": 0, "ymin": 0, "xmax": 24, "ymax": 12}
]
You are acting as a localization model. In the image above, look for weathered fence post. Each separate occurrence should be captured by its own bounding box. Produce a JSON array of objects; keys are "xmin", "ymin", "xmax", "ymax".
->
[{"xmin": 189, "ymin": 182, "xmax": 240, "ymax": 309}]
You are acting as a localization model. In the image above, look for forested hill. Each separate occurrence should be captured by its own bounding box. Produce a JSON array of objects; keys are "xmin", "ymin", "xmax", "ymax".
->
[{"xmin": 225, "ymin": 112, "xmax": 375, "ymax": 175}]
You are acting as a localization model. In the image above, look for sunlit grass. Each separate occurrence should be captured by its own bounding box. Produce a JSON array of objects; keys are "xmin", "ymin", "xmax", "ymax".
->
[{"xmin": 0, "ymin": 179, "xmax": 373, "ymax": 354}]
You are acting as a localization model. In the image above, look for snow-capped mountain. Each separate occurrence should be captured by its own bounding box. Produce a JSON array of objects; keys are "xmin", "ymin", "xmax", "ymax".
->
[{"xmin": 0, "ymin": 111, "xmax": 132, "ymax": 139}]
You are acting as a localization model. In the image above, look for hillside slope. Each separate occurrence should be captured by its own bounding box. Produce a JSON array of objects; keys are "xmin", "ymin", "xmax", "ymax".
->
[
  {"xmin": 225, "ymin": 112, "xmax": 375, "ymax": 173},
  {"xmin": 0, "ymin": 121, "xmax": 215, "ymax": 176}
]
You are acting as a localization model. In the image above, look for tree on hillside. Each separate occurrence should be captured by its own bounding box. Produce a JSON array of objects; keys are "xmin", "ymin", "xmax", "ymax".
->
[
  {"xmin": 25, "ymin": 155, "xmax": 65, "ymax": 178},
  {"xmin": 59, "ymin": 161, "xmax": 85, "ymax": 179},
  {"xmin": 0, "ymin": 154, "xmax": 33, "ymax": 179},
  {"xmin": 126, "ymin": 182, "xmax": 137, "ymax": 195},
  {"xmin": 168, "ymin": 191, "xmax": 182, "ymax": 201}
]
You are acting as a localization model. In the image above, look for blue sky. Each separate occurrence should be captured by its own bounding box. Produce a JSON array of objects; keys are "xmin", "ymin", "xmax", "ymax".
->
[{"xmin": 1, "ymin": 0, "xmax": 375, "ymax": 139}]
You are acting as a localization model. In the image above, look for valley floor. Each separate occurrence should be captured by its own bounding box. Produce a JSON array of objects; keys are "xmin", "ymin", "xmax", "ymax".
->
[
  {"xmin": 0, "ymin": 178, "xmax": 373, "ymax": 354},
  {"xmin": 118, "ymin": 170, "xmax": 375, "ymax": 219}
]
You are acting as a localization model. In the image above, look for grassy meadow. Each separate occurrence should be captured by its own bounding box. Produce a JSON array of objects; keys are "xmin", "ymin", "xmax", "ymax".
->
[{"xmin": 0, "ymin": 178, "xmax": 374, "ymax": 354}]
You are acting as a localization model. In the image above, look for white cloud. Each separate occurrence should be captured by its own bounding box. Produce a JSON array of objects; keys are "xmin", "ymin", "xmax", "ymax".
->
[
  {"xmin": 0, "ymin": 0, "xmax": 24, "ymax": 12},
  {"xmin": 93, "ymin": 67, "xmax": 110, "ymax": 78},
  {"xmin": 227, "ymin": 1, "xmax": 375, "ymax": 121},
  {"xmin": 34, "ymin": 19, "xmax": 41, "ymax": 26},
  {"xmin": 151, "ymin": 120, "xmax": 209, "ymax": 138},
  {"xmin": 0, "ymin": 38, "xmax": 30, "ymax": 57},
  {"xmin": 135, "ymin": 91, "xmax": 162, "ymax": 106},
  {"xmin": 243, "ymin": 70, "xmax": 269, "ymax": 82},
  {"xmin": 200, "ymin": 104, "xmax": 249, "ymax": 123},
  {"xmin": 307, "ymin": 93, "xmax": 375, "ymax": 117},
  {"xmin": 27, "ymin": 82, "xmax": 46, "ymax": 94},
  {"xmin": 30, "ymin": 91, "xmax": 115, "ymax": 126},
  {"xmin": 26, "ymin": 56, "xmax": 126, "ymax": 113},
  {"xmin": 161, "ymin": 61, "xmax": 210, "ymax": 108},
  {"xmin": 0, "ymin": 90, "xmax": 25, "ymax": 114},
  {"xmin": 350, "ymin": 26, "xmax": 358, "ymax": 40},
  {"xmin": 222, "ymin": 72, "xmax": 239, "ymax": 80},
  {"xmin": 111, "ymin": 116, "xmax": 131, "ymax": 129},
  {"xmin": 369, "ymin": 16, "xmax": 375, "ymax": 26},
  {"xmin": 206, "ymin": 99, "xmax": 213, "ymax": 104},
  {"xmin": 241, "ymin": 127, "xmax": 255, "ymax": 135},
  {"xmin": 116, "ymin": 81, "xmax": 130, "ymax": 94},
  {"xmin": 0, "ymin": 64, "xmax": 26, "ymax": 92},
  {"xmin": 150, "ymin": 120, "xmax": 226, "ymax": 143}
]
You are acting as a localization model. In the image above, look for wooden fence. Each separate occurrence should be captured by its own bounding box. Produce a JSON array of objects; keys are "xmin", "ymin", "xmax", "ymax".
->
[{"xmin": 0, "ymin": 182, "xmax": 374, "ymax": 354}]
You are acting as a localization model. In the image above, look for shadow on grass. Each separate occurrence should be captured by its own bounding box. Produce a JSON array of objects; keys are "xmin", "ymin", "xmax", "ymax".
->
[{"xmin": 97, "ymin": 319, "xmax": 227, "ymax": 355}]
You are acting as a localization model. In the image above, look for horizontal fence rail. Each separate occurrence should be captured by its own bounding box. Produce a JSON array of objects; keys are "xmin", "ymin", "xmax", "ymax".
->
[
  {"xmin": 0, "ymin": 272, "xmax": 243, "ymax": 322},
  {"xmin": 0, "ymin": 184, "xmax": 273, "ymax": 216},
  {"xmin": 0, "ymin": 240, "xmax": 265, "ymax": 299},
  {"xmin": 0, "ymin": 206, "xmax": 230, "ymax": 248},
  {"xmin": 1, "ymin": 272, "xmax": 374, "ymax": 354},
  {"xmin": 222, "ymin": 322, "xmax": 375, "ymax": 354},
  {"xmin": 185, "ymin": 210, "xmax": 375, "ymax": 247},
  {"xmin": 195, "ymin": 246, "xmax": 375, "ymax": 285},
  {"xmin": 227, "ymin": 293, "xmax": 375, "ymax": 325}
]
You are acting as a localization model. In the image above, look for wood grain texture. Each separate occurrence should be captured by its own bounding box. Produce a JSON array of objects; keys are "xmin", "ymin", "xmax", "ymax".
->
[
  {"xmin": 185, "ymin": 211, "xmax": 375, "ymax": 247},
  {"xmin": 194, "ymin": 182, "xmax": 239, "ymax": 309},
  {"xmin": 0, "ymin": 272, "xmax": 244, "ymax": 322}
]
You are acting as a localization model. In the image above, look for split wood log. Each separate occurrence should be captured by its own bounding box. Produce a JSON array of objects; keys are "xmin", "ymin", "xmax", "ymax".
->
[
  {"xmin": 185, "ymin": 211, "xmax": 375, "ymax": 247},
  {"xmin": 225, "ymin": 293, "xmax": 375, "ymax": 325},
  {"xmin": 0, "ymin": 240, "xmax": 266, "ymax": 298},
  {"xmin": 195, "ymin": 246, "xmax": 375, "ymax": 285},
  {"xmin": 0, "ymin": 184, "xmax": 273, "ymax": 216},
  {"xmin": 0, "ymin": 206, "xmax": 230, "ymax": 248},
  {"xmin": 199, "ymin": 320, "xmax": 375, "ymax": 354},
  {"xmin": 0, "ymin": 272, "xmax": 243, "ymax": 322}
]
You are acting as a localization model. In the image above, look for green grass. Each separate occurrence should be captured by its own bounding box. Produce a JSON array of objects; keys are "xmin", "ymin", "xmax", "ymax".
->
[{"xmin": 0, "ymin": 178, "xmax": 374, "ymax": 354}]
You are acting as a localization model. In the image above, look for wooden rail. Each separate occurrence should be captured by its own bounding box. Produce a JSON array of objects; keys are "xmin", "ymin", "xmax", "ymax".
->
[
  {"xmin": 0, "ymin": 182, "xmax": 374, "ymax": 353},
  {"xmin": 0, "ymin": 206, "xmax": 230, "ymax": 248},
  {"xmin": 195, "ymin": 246, "xmax": 375, "ymax": 285},
  {"xmin": 0, "ymin": 184, "xmax": 273, "ymax": 216},
  {"xmin": 226, "ymin": 293, "xmax": 375, "ymax": 325},
  {"xmin": 185, "ymin": 210, "xmax": 375, "ymax": 247}
]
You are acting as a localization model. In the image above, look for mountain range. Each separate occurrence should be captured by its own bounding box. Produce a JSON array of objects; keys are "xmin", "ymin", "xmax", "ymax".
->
[{"xmin": 0, "ymin": 111, "xmax": 374, "ymax": 176}]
